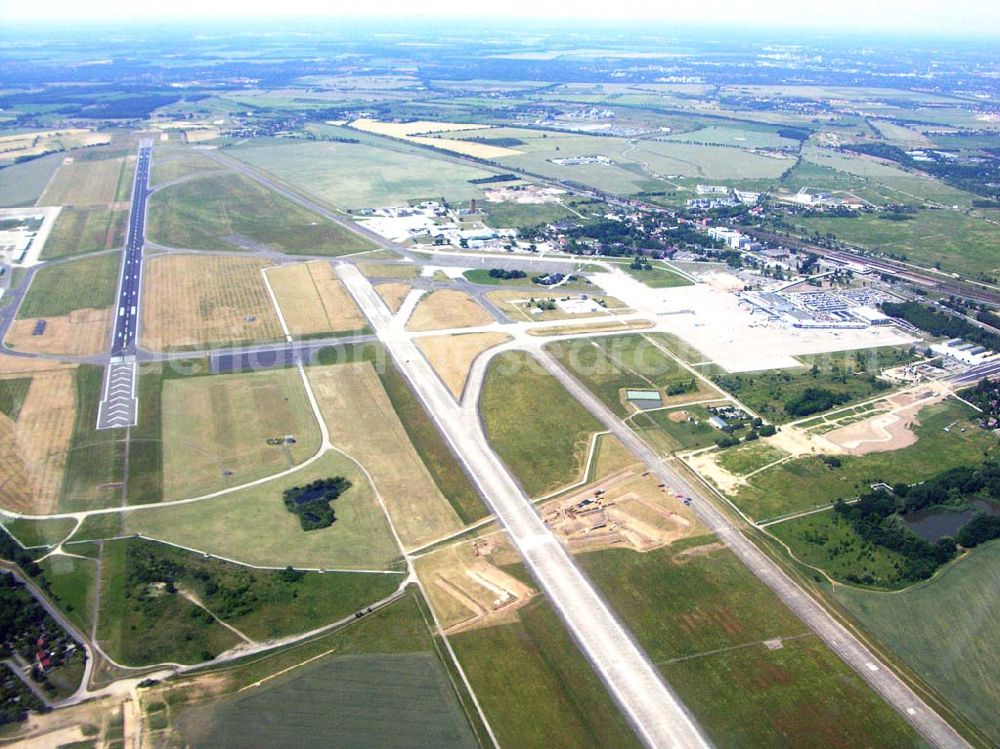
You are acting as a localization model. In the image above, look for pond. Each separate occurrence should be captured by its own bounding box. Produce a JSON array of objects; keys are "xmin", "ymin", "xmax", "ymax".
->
[{"xmin": 902, "ymin": 499, "xmax": 1000, "ymax": 542}]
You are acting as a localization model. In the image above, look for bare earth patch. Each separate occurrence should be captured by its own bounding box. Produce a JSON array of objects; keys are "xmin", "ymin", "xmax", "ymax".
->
[
  {"xmin": 5, "ymin": 308, "xmax": 110, "ymax": 356},
  {"xmin": 267, "ymin": 260, "xmax": 367, "ymax": 337},
  {"xmin": 374, "ymin": 282, "xmax": 412, "ymax": 314},
  {"xmin": 141, "ymin": 254, "xmax": 284, "ymax": 350},
  {"xmin": 542, "ymin": 466, "xmax": 705, "ymax": 553},
  {"xmin": 0, "ymin": 370, "xmax": 76, "ymax": 514},
  {"xmin": 307, "ymin": 363, "xmax": 464, "ymax": 549},
  {"xmin": 825, "ymin": 387, "xmax": 946, "ymax": 456},
  {"xmin": 416, "ymin": 332, "xmax": 511, "ymax": 399},
  {"xmin": 415, "ymin": 532, "xmax": 536, "ymax": 633},
  {"xmin": 405, "ymin": 289, "xmax": 494, "ymax": 332}
]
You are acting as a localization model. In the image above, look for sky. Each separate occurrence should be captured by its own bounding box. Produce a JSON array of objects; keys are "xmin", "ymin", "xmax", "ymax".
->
[{"xmin": 1, "ymin": 0, "xmax": 998, "ymax": 36}]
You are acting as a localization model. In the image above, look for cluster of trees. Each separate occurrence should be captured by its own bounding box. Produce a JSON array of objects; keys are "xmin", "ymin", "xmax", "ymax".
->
[
  {"xmin": 282, "ymin": 476, "xmax": 352, "ymax": 531},
  {"xmin": 882, "ymin": 301, "xmax": 1000, "ymax": 352},
  {"xmin": 487, "ymin": 268, "xmax": 526, "ymax": 280},
  {"xmin": 835, "ymin": 491, "xmax": 957, "ymax": 583},
  {"xmin": 966, "ymin": 378, "xmax": 1000, "ymax": 429},
  {"xmin": 836, "ymin": 461, "xmax": 1000, "ymax": 583},
  {"xmin": 468, "ymin": 173, "xmax": 519, "ymax": 185},
  {"xmin": 0, "ymin": 666, "xmax": 46, "ymax": 725},
  {"xmin": 784, "ymin": 387, "xmax": 851, "ymax": 418},
  {"xmin": 714, "ymin": 416, "xmax": 775, "ymax": 448}
]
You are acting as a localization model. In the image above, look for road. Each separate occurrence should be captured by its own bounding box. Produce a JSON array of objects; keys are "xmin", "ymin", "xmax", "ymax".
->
[
  {"xmin": 525, "ymin": 344, "xmax": 971, "ymax": 749},
  {"xmin": 337, "ymin": 263, "xmax": 709, "ymax": 749}
]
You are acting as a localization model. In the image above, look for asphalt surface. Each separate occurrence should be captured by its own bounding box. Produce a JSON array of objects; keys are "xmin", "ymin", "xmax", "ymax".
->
[
  {"xmin": 337, "ymin": 263, "xmax": 710, "ymax": 749},
  {"xmin": 111, "ymin": 141, "xmax": 152, "ymax": 356},
  {"xmin": 528, "ymin": 344, "xmax": 972, "ymax": 749}
]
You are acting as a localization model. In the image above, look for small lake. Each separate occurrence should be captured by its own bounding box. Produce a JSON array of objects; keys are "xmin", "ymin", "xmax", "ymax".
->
[{"xmin": 903, "ymin": 499, "xmax": 1000, "ymax": 542}]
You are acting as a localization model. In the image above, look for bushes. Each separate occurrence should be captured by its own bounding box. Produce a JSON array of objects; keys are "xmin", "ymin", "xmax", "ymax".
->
[
  {"xmin": 956, "ymin": 514, "xmax": 1000, "ymax": 548},
  {"xmin": 282, "ymin": 477, "xmax": 352, "ymax": 531},
  {"xmin": 784, "ymin": 387, "xmax": 850, "ymax": 418}
]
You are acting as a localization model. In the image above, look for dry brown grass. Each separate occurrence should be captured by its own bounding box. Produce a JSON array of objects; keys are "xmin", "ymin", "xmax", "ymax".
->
[
  {"xmin": 591, "ymin": 433, "xmax": 637, "ymax": 478},
  {"xmin": 0, "ymin": 354, "xmax": 74, "ymax": 376},
  {"xmin": 307, "ymin": 363, "xmax": 463, "ymax": 549},
  {"xmin": 38, "ymin": 156, "xmax": 130, "ymax": 207},
  {"xmin": 415, "ymin": 532, "xmax": 536, "ymax": 633},
  {"xmin": 0, "ymin": 370, "xmax": 76, "ymax": 514},
  {"xmin": 416, "ymin": 332, "xmax": 511, "ymax": 399},
  {"xmin": 526, "ymin": 319, "xmax": 654, "ymax": 337},
  {"xmin": 5, "ymin": 308, "xmax": 110, "ymax": 356},
  {"xmin": 266, "ymin": 261, "xmax": 367, "ymax": 337},
  {"xmin": 141, "ymin": 255, "xmax": 284, "ymax": 350},
  {"xmin": 348, "ymin": 119, "xmax": 522, "ymax": 158},
  {"xmin": 374, "ymin": 282, "xmax": 412, "ymax": 314},
  {"xmin": 357, "ymin": 262, "xmax": 419, "ymax": 280},
  {"xmin": 406, "ymin": 290, "xmax": 494, "ymax": 332}
]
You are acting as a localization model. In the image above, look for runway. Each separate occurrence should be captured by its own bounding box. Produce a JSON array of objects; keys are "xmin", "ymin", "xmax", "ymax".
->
[{"xmin": 97, "ymin": 140, "xmax": 151, "ymax": 430}]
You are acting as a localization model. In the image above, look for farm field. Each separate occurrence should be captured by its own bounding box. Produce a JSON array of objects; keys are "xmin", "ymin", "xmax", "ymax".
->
[
  {"xmin": 730, "ymin": 400, "xmax": 996, "ymax": 521},
  {"xmin": 16, "ymin": 251, "xmax": 121, "ymax": 318},
  {"xmin": 127, "ymin": 449, "xmax": 401, "ymax": 569},
  {"xmin": 161, "ymin": 368, "xmax": 321, "ymax": 499},
  {"xmin": 793, "ymin": 208, "xmax": 1000, "ymax": 278},
  {"xmin": 147, "ymin": 172, "xmax": 374, "ymax": 254},
  {"xmin": 93, "ymin": 537, "xmax": 401, "ymax": 666},
  {"xmin": 307, "ymin": 362, "xmax": 463, "ymax": 549},
  {"xmin": 144, "ymin": 592, "xmax": 481, "ymax": 749},
  {"xmin": 0, "ymin": 152, "xmax": 65, "ymax": 207},
  {"xmin": 480, "ymin": 350, "xmax": 602, "ymax": 497},
  {"xmin": 266, "ymin": 260, "xmax": 368, "ymax": 337},
  {"xmin": 579, "ymin": 540, "xmax": 923, "ymax": 748},
  {"xmin": 406, "ymin": 289, "xmax": 495, "ymax": 331},
  {"xmin": 450, "ymin": 593, "xmax": 642, "ymax": 749},
  {"xmin": 140, "ymin": 254, "xmax": 284, "ymax": 350},
  {"xmin": 40, "ymin": 207, "xmax": 127, "ymax": 258},
  {"xmin": 416, "ymin": 331, "xmax": 511, "ymax": 399},
  {"xmin": 836, "ymin": 541, "xmax": 1000, "ymax": 741},
  {"xmin": 709, "ymin": 345, "xmax": 916, "ymax": 424},
  {"xmin": 230, "ymin": 138, "xmax": 495, "ymax": 208},
  {"xmin": 37, "ymin": 155, "xmax": 131, "ymax": 207}
]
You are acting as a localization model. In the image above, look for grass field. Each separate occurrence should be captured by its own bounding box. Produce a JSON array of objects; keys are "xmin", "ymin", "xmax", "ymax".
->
[
  {"xmin": 40, "ymin": 207, "xmax": 126, "ymax": 258},
  {"xmin": 149, "ymin": 149, "xmax": 220, "ymax": 186},
  {"xmin": 267, "ymin": 261, "xmax": 368, "ymax": 337},
  {"xmin": 231, "ymin": 138, "xmax": 495, "ymax": 209},
  {"xmin": 0, "ymin": 369, "xmax": 77, "ymax": 514},
  {"xmin": 17, "ymin": 252, "xmax": 120, "ymax": 318},
  {"xmin": 40, "ymin": 554, "xmax": 97, "ymax": 634},
  {"xmin": 451, "ymin": 592, "xmax": 642, "ymax": 749},
  {"xmin": 546, "ymin": 334, "xmax": 710, "ymax": 419},
  {"xmin": 836, "ymin": 541, "xmax": 1000, "ymax": 740},
  {"xmin": 636, "ymin": 404, "xmax": 726, "ymax": 452},
  {"xmin": 0, "ymin": 377, "xmax": 31, "ymax": 421},
  {"xmin": 417, "ymin": 332, "xmax": 510, "ymax": 399},
  {"xmin": 732, "ymin": 400, "xmax": 996, "ymax": 521},
  {"xmin": 307, "ymin": 363, "xmax": 463, "ymax": 550},
  {"xmin": 60, "ymin": 365, "xmax": 127, "ymax": 513},
  {"xmin": 127, "ymin": 450, "xmax": 400, "ymax": 570},
  {"xmin": 146, "ymin": 592, "xmax": 482, "ymax": 749},
  {"xmin": 480, "ymin": 199, "xmax": 573, "ymax": 229},
  {"xmin": 93, "ymin": 537, "xmax": 401, "ymax": 667},
  {"xmin": 406, "ymin": 290, "xmax": 495, "ymax": 331},
  {"xmin": 715, "ymin": 440, "xmax": 789, "ymax": 475},
  {"xmin": 480, "ymin": 350, "xmax": 601, "ymax": 497},
  {"xmin": 578, "ymin": 540, "xmax": 923, "ymax": 748},
  {"xmin": 375, "ymin": 357, "xmax": 487, "ymax": 524},
  {"xmin": 161, "ymin": 368, "xmax": 321, "ymax": 500},
  {"xmin": 710, "ymin": 346, "xmax": 916, "ymax": 423},
  {"xmin": 141, "ymin": 254, "xmax": 284, "ymax": 350},
  {"xmin": 147, "ymin": 172, "xmax": 374, "ymax": 255},
  {"xmin": 793, "ymin": 208, "xmax": 1000, "ymax": 278},
  {"xmin": 0, "ymin": 153, "xmax": 65, "ymax": 207},
  {"xmin": 5, "ymin": 307, "xmax": 111, "ymax": 357},
  {"xmin": 769, "ymin": 508, "xmax": 909, "ymax": 587},
  {"xmin": 616, "ymin": 261, "xmax": 694, "ymax": 288},
  {"xmin": 37, "ymin": 156, "xmax": 131, "ymax": 207}
]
